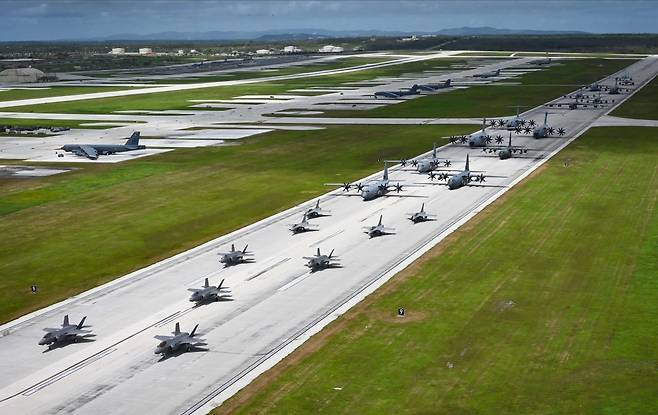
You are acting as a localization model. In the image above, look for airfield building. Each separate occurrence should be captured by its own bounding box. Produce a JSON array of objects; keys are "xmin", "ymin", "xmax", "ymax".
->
[
  {"xmin": 319, "ymin": 45, "xmax": 344, "ymax": 53},
  {"xmin": 110, "ymin": 48, "xmax": 126, "ymax": 55},
  {"xmin": 138, "ymin": 48, "xmax": 153, "ymax": 55}
]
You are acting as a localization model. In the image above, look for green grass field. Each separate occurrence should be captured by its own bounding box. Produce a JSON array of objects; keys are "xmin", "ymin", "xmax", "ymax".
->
[
  {"xmin": 0, "ymin": 123, "xmax": 472, "ymax": 323},
  {"xmin": 0, "ymin": 86, "xmax": 135, "ymax": 102},
  {"xmin": 216, "ymin": 126, "xmax": 658, "ymax": 415},
  {"xmin": 0, "ymin": 117, "xmax": 139, "ymax": 130},
  {"xmin": 305, "ymin": 59, "xmax": 636, "ymax": 119},
  {"xmin": 2, "ymin": 58, "xmax": 467, "ymax": 114},
  {"xmin": 610, "ymin": 74, "xmax": 658, "ymax": 120}
]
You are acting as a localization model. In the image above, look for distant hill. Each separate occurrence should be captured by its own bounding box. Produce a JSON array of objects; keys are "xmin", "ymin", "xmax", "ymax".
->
[{"xmin": 72, "ymin": 27, "xmax": 588, "ymax": 42}]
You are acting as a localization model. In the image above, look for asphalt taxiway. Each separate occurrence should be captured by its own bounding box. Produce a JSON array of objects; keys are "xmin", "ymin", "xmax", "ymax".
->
[{"xmin": 0, "ymin": 57, "xmax": 656, "ymax": 415}]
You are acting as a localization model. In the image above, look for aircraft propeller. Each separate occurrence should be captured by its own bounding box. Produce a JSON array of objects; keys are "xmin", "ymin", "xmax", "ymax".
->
[
  {"xmin": 528, "ymin": 120, "xmax": 536, "ymax": 127},
  {"xmin": 495, "ymin": 135, "xmax": 504, "ymax": 144},
  {"xmin": 547, "ymin": 127, "xmax": 556, "ymax": 135},
  {"xmin": 557, "ymin": 127, "xmax": 566, "ymax": 136},
  {"xmin": 342, "ymin": 183, "xmax": 351, "ymax": 191},
  {"xmin": 523, "ymin": 126, "xmax": 533, "ymax": 134},
  {"xmin": 444, "ymin": 160, "xmax": 451, "ymax": 167},
  {"xmin": 394, "ymin": 183, "xmax": 403, "ymax": 192}
]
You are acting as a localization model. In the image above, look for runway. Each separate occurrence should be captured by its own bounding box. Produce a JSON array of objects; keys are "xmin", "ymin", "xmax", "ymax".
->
[{"xmin": 0, "ymin": 56, "xmax": 656, "ymax": 414}]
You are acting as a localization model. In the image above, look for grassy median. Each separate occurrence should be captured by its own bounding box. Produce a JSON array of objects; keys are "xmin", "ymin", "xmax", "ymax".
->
[{"xmin": 216, "ymin": 126, "xmax": 658, "ymax": 415}]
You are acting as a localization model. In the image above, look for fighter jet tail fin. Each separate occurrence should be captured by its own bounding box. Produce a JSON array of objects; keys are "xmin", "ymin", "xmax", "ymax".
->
[
  {"xmin": 378, "ymin": 215, "xmax": 383, "ymax": 226},
  {"xmin": 315, "ymin": 200, "xmax": 320, "ymax": 208},
  {"xmin": 218, "ymin": 279, "xmax": 224, "ymax": 290},
  {"xmin": 204, "ymin": 278, "xmax": 209, "ymax": 288},
  {"xmin": 63, "ymin": 315, "xmax": 69, "ymax": 327},
  {"xmin": 190, "ymin": 324, "xmax": 199, "ymax": 337},
  {"xmin": 76, "ymin": 316, "xmax": 87, "ymax": 329},
  {"xmin": 329, "ymin": 249, "xmax": 334, "ymax": 258},
  {"xmin": 421, "ymin": 203, "xmax": 425, "ymax": 213},
  {"xmin": 242, "ymin": 244, "xmax": 249, "ymax": 254},
  {"xmin": 126, "ymin": 131, "xmax": 140, "ymax": 147},
  {"xmin": 174, "ymin": 322, "xmax": 181, "ymax": 335}
]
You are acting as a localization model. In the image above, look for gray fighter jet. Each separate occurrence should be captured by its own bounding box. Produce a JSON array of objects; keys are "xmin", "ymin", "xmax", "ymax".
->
[
  {"xmin": 305, "ymin": 200, "xmax": 330, "ymax": 218},
  {"xmin": 327, "ymin": 163, "xmax": 411, "ymax": 201},
  {"xmin": 303, "ymin": 248, "xmax": 341, "ymax": 272},
  {"xmin": 218, "ymin": 243, "xmax": 254, "ymax": 266},
  {"xmin": 426, "ymin": 154, "xmax": 505, "ymax": 190},
  {"xmin": 516, "ymin": 112, "xmax": 565, "ymax": 139},
  {"xmin": 188, "ymin": 278, "xmax": 231, "ymax": 303},
  {"xmin": 374, "ymin": 84, "xmax": 420, "ymax": 99},
  {"xmin": 154, "ymin": 322, "xmax": 207, "ymax": 356},
  {"xmin": 408, "ymin": 203, "xmax": 436, "ymax": 223},
  {"xmin": 39, "ymin": 315, "xmax": 93, "ymax": 349},
  {"xmin": 363, "ymin": 215, "xmax": 395, "ymax": 238},
  {"xmin": 289, "ymin": 213, "xmax": 319, "ymax": 234},
  {"xmin": 61, "ymin": 131, "xmax": 145, "ymax": 160},
  {"xmin": 473, "ymin": 69, "xmax": 500, "ymax": 78}
]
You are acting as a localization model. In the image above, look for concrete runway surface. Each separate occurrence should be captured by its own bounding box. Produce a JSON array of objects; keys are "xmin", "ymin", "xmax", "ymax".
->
[{"xmin": 0, "ymin": 56, "xmax": 656, "ymax": 414}]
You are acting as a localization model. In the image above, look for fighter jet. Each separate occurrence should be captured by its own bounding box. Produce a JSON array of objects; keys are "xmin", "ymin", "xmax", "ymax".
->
[
  {"xmin": 426, "ymin": 154, "xmax": 505, "ymax": 190},
  {"xmin": 327, "ymin": 163, "xmax": 413, "ymax": 201},
  {"xmin": 481, "ymin": 133, "xmax": 539, "ymax": 160},
  {"xmin": 363, "ymin": 215, "xmax": 395, "ymax": 238},
  {"xmin": 391, "ymin": 143, "xmax": 452, "ymax": 173},
  {"xmin": 289, "ymin": 212, "xmax": 319, "ymax": 234},
  {"xmin": 515, "ymin": 112, "xmax": 565, "ymax": 139},
  {"xmin": 303, "ymin": 248, "xmax": 341, "ymax": 272},
  {"xmin": 407, "ymin": 203, "xmax": 436, "ymax": 223},
  {"xmin": 473, "ymin": 69, "xmax": 500, "ymax": 78},
  {"xmin": 39, "ymin": 315, "xmax": 93, "ymax": 349},
  {"xmin": 154, "ymin": 322, "xmax": 207, "ymax": 356},
  {"xmin": 218, "ymin": 243, "xmax": 254, "ymax": 266},
  {"xmin": 61, "ymin": 131, "xmax": 145, "ymax": 160},
  {"xmin": 188, "ymin": 278, "xmax": 231, "ymax": 303},
  {"xmin": 374, "ymin": 84, "xmax": 420, "ymax": 99},
  {"xmin": 304, "ymin": 200, "xmax": 330, "ymax": 219}
]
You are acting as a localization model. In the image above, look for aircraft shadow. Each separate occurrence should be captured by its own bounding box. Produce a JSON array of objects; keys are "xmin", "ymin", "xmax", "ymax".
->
[
  {"xmin": 157, "ymin": 346, "xmax": 209, "ymax": 362},
  {"xmin": 42, "ymin": 336, "xmax": 96, "ymax": 353}
]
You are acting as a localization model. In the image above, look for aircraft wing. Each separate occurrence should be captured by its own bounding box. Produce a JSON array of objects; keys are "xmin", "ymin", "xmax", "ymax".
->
[
  {"xmin": 154, "ymin": 335, "xmax": 174, "ymax": 341},
  {"xmin": 79, "ymin": 145, "xmax": 98, "ymax": 160},
  {"xmin": 187, "ymin": 288, "xmax": 202, "ymax": 292}
]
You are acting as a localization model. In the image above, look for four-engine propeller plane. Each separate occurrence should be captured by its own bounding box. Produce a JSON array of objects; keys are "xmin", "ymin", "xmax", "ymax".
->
[
  {"xmin": 514, "ymin": 112, "xmax": 566, "ymax": 139},
  {"xmin": 425, "ymin": 154, "xmax": 506, "ymax": 190},
  {"xmin": 327, "ymin": 163, "xmax": 416, "ymax": 201}
]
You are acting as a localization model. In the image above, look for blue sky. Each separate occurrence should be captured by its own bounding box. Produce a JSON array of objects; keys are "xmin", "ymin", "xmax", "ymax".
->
[{"xmin": 1, "ymin": 0, "xmax": 656, "ymax": 41}]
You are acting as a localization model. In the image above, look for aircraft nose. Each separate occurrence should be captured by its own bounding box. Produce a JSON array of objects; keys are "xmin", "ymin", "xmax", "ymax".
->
[{"xmin": 38, "ymin": 338, "xmax": 47, "ymax": 345}]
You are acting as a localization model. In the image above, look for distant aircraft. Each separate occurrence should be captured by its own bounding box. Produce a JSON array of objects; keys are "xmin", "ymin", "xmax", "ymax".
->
[
  {"xmin": 426, "ymin": 154, "xmax": 506, "ymax": 190},
  {"xmin": 516, "ymin": 112, "xmax": 565, "ymax": 138},
  {"xmin": 531, "ymin": 57, "xmax": 552, "ymax": 66},
  {"xmin": 473, "ymin": 69, "xmax": 500, "ymax": 78},
  {"xmin": 304, "ymin": 200, "xmax": 330, "ymax": 219},
  {"xmin": 327, "ymin": 163, "xmax": 414, "ymax": 201},
  {"xmin": 374, "ymin": 84, "xmax": 420, "ymax": 99},
  {"xmin": 416, "ymin": 79, "xmax": 452, "ymax": 91},
  {"xmin": 289, "ymin": 213, "xmax": 319, "ymax": 234},
  {"xmin": 188, "ymin": 278, "xmax": 231, "ymax": 303},
  {"xmin": 39, "ymin": 315, "xmax": 93, "ymax": 349},
  {"xmin": 218, "ymin": 244, "xmax": 254, "ymax": 266},
  {"xmin": 61, "ymin": 131, "xmax": 145, "ymax": 160},
  {"xmin": 154, "ymin": 322, "xmax": 207, "ymax": 356},
  {"xmin": 363, "ymin": 215, "xmax": 395, "ymax": 238},
  {"xmin": 303, "ymin": 248, "xmax": 341, "ymax": 272},
  {"xmin": 408, "ymin": 203, "xmax": 436, "ymax": 223}
]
